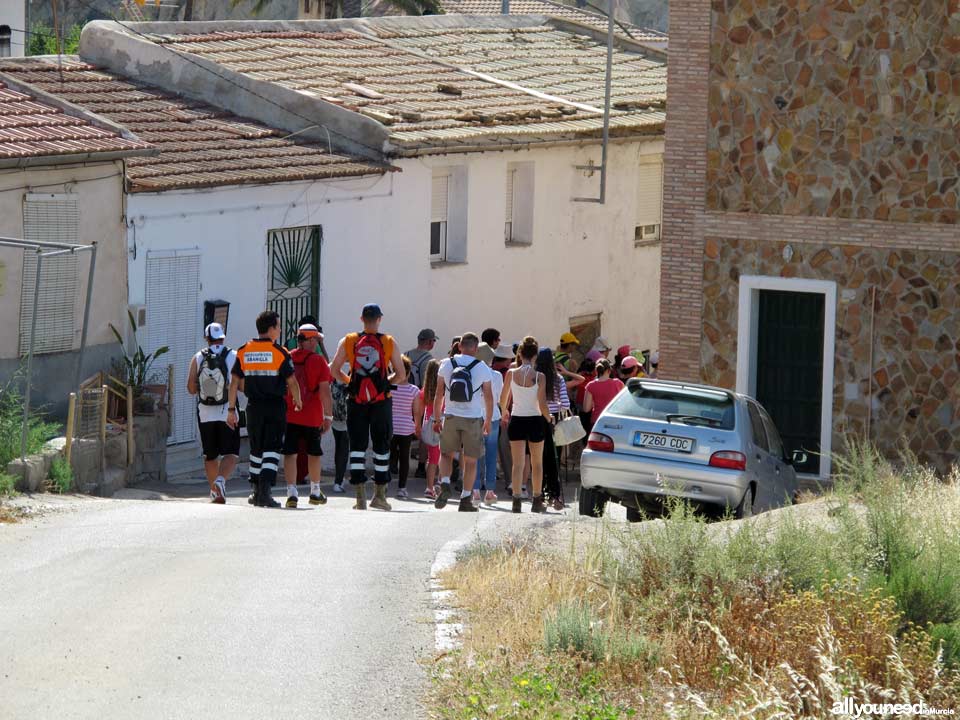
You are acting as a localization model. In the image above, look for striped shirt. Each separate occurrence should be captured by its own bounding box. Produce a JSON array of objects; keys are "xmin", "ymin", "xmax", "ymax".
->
[
  {"xmin": 547, "ymin": 375, "xmax": 570, "ymax": 415},
  {"xmin": 391, "ymin": 383, "xmax": 419, "ymax": 436}
]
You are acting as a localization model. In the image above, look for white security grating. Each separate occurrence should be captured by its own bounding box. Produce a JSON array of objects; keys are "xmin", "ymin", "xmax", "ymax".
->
[
  {"xmin": 431, "ymin": 172, "xmax": 449, "ymax": 222},
  {"xmin": 19, "ymin": 194, "xmax": 80, "ymax": 356},
  {"xmin": 145, "ymin": 251, "xmax": 201, "ymax": 445}
]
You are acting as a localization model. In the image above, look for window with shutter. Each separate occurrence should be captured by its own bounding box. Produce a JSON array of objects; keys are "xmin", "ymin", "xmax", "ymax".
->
[
  {"xmin": 635, "ymin": 159, "xmax": 663, "ymax": 246},
  {"xmin": 504, "ymin": 168, "xmax": 516, "ymax": 242},
  {"xmin": 19, "ymin": 194, "xmax": 80, "ymax": 355},
  {"xmin": 431, "ymin": 172, "xmax": 449, "ymax": 261}
]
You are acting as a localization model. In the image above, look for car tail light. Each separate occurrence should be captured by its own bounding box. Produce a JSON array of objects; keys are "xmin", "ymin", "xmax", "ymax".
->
[
  {"xmin": 709, "ymin": 451, "xmax": 746, "ymax": 471},
  {"xmin": 587, "ymin": 432, "xmax": 615, "ymax": 452}
]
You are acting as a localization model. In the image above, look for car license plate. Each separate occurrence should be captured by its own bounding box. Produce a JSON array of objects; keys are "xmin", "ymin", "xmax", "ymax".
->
[{"xmin": 634, "ymin": 432, "xmax": 694, "ymax": 453}]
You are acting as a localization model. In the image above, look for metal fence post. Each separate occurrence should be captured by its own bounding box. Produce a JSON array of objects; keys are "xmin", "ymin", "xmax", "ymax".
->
[
  {"xmin": 21, "ymin": 249, "xmax": 43, "ymax": 461},
  {"xmin": 64, "ymin": 392, "xmax": 77, "ymax": 465},
  {"xmin": 99, "ymin": 385, "xmax": 109, "ymax": 448},
  {"xmin": 126, "ymin": 384, "xmax": 134, "ymax": 467},
  {"xmin": 74, "ymin": 242, "xmax": 98, "ymax": 393}
]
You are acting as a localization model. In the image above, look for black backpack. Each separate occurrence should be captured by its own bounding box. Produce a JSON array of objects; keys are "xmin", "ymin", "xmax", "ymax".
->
[{"xmin": 448, "ymin": 357, "xmax": 481, "ymax": 403}]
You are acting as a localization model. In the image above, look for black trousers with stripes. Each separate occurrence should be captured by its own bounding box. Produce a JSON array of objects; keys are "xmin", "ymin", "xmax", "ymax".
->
[
  {"xmin": 247, "ymin": 400, "xmax": 287, "ymax": 487},
  {"xmin": 347, "ymin": 400, "xmax": 392, "ymax": 486}
]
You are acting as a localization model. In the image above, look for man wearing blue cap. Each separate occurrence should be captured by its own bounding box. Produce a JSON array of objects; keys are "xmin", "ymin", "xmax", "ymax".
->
[{"xmin": 330, "ymin": 304, "xmax": 406, "ymax": 511}]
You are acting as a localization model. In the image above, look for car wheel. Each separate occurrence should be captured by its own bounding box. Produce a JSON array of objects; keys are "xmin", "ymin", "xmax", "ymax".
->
[
  {"xmin": 734, "ymin": 486, "xmax": 754, "ymax": 519},
  {"xmin": 578, "ymin": 487, "xmax": 607, "ymax": 518},
  {"xmin": 625, "ymin": 506, "xmax": 644, "ymax": 523}
]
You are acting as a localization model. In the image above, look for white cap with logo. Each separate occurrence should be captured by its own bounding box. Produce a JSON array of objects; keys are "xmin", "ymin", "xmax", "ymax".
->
[{"xmin": 205, "ymin": 322, "xmax": 225, "ymax": 340}]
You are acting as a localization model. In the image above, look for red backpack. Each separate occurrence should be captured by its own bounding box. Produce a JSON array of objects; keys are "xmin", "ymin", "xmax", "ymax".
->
[{"xmin": 347, "ymin": 332, "xmax": 392, "ymax": 404}]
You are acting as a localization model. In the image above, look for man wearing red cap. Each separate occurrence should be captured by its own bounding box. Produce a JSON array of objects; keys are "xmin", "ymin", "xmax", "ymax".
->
[{"xmin": 282, "ymin": 324, "xmax": 334, "ymax": 507}]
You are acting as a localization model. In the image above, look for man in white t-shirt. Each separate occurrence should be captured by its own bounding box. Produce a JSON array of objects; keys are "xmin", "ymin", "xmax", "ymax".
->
[
  {"xmin": 431, "ymin": 332, "xmax": 493, "ymax": 512},
  {"xmin": 186, "ymin": 322, "xmax": 240, "ymax": 504}
]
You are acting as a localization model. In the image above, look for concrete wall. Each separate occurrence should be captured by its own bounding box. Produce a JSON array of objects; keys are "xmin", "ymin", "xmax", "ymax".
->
[
  {"xmin": 126, "ymin": 138, "xmax": 663, "ymax": 442},
  {"xmin": 0, "ymin": 162, "xmax": 130, "ymax": 418}
]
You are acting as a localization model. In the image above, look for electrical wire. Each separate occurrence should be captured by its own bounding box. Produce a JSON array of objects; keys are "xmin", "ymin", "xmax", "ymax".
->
[{"xmin": 0, "ymin": 170, "xmax": 124, "ymax": 194}]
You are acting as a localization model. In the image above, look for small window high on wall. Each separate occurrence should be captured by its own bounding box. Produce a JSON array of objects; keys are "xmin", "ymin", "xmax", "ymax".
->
[
  {"xmin": 504, "ymin": 162, "xmax": 534, "ymax": 245},
  {"xmin": 0, "ymin": 26, "xmax": 11, "ymax": 58},
  {"xmin": 431, "ymin": 171, "xmax": 449, "ymax": 262},
  {"xmin": 19, "ymin": 194, "xmax": 80, "ymax": 355},
  {"xmin": 430, "ymin": 166, "xmax": 468, "ymax": 264},
  {"xmin": 635, "ymin": 157, "xmax": 663, "ymax": 246}
]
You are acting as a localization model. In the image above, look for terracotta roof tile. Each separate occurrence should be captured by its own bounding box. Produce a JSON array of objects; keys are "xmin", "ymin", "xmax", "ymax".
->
[
  {"xmin": 146, "ymin": 21, "xmax": 665, "ymax": 149},
  {"xmin": 0, "ymin": 76, "xmax": 151, "ymax": 161},
  {"xmin": 0, "ymin": 58, "xmax": 391, "ymax": 192}
]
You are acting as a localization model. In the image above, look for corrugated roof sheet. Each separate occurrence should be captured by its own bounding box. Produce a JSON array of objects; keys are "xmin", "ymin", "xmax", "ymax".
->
[
  {"xmin": 0, "ymin": 78, "xmax": 151, "ymax": 161},
  {"xmin": 0, "ymin": 57, "xmax": 391, "ymax": 192},
  {"xmin": 440, "ymin": 0, "xmax": 668, "ymax": 49},
  {"xmin": 147, "ymin": 22, "xmax": 665, "ymax": 149}
]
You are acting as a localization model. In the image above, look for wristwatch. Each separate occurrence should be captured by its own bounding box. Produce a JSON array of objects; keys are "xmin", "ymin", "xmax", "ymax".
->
[{"xmin": 227, "ymin": 407, "xmax": 237, "ymax": 413}]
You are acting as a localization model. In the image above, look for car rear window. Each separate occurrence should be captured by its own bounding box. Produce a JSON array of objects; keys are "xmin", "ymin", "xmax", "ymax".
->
[{"xmin": 605, "ymin": 383, "xmax": 736, "ymax": 430}]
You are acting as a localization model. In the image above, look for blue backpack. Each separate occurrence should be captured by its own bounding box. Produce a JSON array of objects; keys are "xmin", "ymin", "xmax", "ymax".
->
[{"xmin": 449, "ymin": 358, "xmax": 481, "ymax": 403}]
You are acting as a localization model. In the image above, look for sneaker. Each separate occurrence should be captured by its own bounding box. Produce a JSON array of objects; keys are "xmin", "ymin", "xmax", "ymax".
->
[
  {"xmin": 248, "ymin": 491, "xmax": 256, "ymax": 505},
  {"xmin": 211, "ymin": 489, "xmax": 226, "ymax": 505},
  {"xmin": 521, "ymin": 487, "xmax": 529, "ymax": 500},
  {"xmin": 309, "ymin": 490, "xmax": 327, "ymax": 505},
  {"xmin": 484, "ymin": 491, "xmax": 498, "ymax": 505},
  {"xmin": 333, "ymin": 483, "xmax": 345, "ymax": 493},
  {"xmin": 471, "ymin": 489, "xmax": 481, "ymax": 504},
  {"xmin": 552, "ymin": 497, "xmax": 565, "ymax": 511},
  {"xmin": 512, "ymin": 498, "xmax": 523, "ymax": 514},
  {"xmin": 286, "ymin": 495, "xmax": 298, "ymax": 509},
  {"xmin": 354, "ymin": 485, "xmax": 367, "ymax": 511},
  {"xmin": 458, "ymin": 497, "xmax": 479, "ymax": 512},
  {"xmin": 424, "ymin": 487, "xmax": 436, "ymax": 500},
  {"xmin": 414, "ymin": 464, "xmax": 427, "ymax": 479},
  {"xmin": 397, "ymin": 488, "xmax": 409, "ymax": 499},
  {"xmin": 435, "ymin": 483, "xmax": 451, "ymax": 510},
  {"xmin": 531, "ymin": 496, "xmax": 547, "ymax": 514}
]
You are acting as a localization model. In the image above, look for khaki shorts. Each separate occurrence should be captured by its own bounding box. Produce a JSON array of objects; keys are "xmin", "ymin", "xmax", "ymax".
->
[{"xmin": 439, "ymin": 415, "xmax": 484, "ymax": 458}]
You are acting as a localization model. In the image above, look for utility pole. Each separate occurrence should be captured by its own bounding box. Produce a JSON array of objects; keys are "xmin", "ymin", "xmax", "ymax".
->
[{"xmin": 50, "ymin": 0, "xmax": 61, "ymax": 55}]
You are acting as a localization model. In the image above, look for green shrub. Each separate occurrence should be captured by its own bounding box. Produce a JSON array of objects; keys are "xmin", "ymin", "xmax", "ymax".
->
[
  {"xmin": 0, "ymin": 473, "xmax": 16, "ymax": 497},
  {"xmin": 929, "ymin": 623, "xmax": 960, "ymax": 668},
  {"xmin": 0, "ymin": 377, "xmax": 59, "ymax": 470},
  {"xmin": 545, "ymin": 602, "xmax": 604, "ymax": 660},
  {"xmin": 49, "ymin": 457, "xmax": 73, "ymax": 494},
  {"xmin": 27, "ymin": 23, "xmax": 82, "ymax": 56}
]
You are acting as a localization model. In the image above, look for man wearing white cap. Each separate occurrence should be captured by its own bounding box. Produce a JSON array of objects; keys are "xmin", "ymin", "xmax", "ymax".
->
[{"xmin": 186, "ymin": 322, "xmax": 240, "ymax": 504}]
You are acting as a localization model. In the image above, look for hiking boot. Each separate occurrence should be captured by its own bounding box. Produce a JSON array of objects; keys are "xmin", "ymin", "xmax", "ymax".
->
[
  {"xmin": 309, "ymin": 490, "xmax": 327, "ymax": 505},
  {"xmin": 285, "ymin": 495, "xmax": 298, "ymax": 509},
  {"xmin": 512, "ymin": 498, "xmax": 523, "ymax": 514},
  {"xmin": 458, "ymin": 496, "xmax": 479, "ymax": 512},
  {"xmin": 248, "ymin": 485, "xmax": 256, "ymax": 505},
  {"xmin": 258, "ymin": 479, "xmax": 280, "ymax": 509},
  {"xmin": 531, "ymin": 495, "xmax": 547, "ymax": 514},
  {"xmin": 353, "ymin": 485, "xmax": 367, "ymax": 510},
  {"xmin": 370, "ymin": 485, "xmax": 392, "ymax": 511},
  {"xmin": 434, "ymin": 483, "xmax": 451, "ymax": 510}
]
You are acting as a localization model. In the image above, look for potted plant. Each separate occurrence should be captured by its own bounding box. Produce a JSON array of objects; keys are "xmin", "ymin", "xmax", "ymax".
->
[{"xmin": 109, "ymin": 310, "xmax": 169, "ymax": 415}]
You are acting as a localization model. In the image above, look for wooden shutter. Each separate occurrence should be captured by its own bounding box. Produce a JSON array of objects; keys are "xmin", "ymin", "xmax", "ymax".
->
[
  {"xmin": 636, "ymin": 160, "xmax": 663, "ymax": 227},
  {"xmin": 431, "ymin": 173, "xmax": 449, "ymax": 223},
  {"xmin": 19, "ymin": 194, "xmax": 79, "ymax": 355}
]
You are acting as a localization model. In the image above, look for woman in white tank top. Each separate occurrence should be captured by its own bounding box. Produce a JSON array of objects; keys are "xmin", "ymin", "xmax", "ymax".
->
[{"xmin": 500, "ymin": 336, "xmax": 553, "ymax": 514}]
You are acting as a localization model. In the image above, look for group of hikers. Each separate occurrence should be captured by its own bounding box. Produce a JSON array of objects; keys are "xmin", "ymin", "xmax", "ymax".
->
[{"xmin": 186, "ymin": 304, "xmax": 659, "ymax": 513}]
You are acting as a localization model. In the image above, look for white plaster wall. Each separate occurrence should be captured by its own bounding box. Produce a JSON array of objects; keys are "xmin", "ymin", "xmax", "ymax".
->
[
  {"xmin": 0, "ymin": 161, "xmax": 128, "ymax": 360},
  {"xmin": 127, "ymin": 139, "xmax": 662, "ymax": 363}
]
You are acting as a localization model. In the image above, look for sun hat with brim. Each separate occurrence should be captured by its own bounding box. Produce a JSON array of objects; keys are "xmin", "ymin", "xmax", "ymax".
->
[
  {"xmin": 476, "ymin": 343, "xmax": 495, "ymax": 365},
  {"xmin": 493, "ymin": 344, "xmax": 515, "ymax": 360},
  {"xmin": 585, "ymin": 350, "xmax": 602, "ymax": 362},
  {"xmin": 592, "ymin": 336, "xmax": 611, "ymax": 352}
]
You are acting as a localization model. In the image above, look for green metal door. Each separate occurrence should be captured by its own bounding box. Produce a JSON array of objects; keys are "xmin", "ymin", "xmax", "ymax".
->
[
  {"xmin": 267, "ymin": 225, "xmax": 321, "ymax": 346},
  {"xmin": 755, "ymin": 290, "xmax": 824, "ymax": 474}
]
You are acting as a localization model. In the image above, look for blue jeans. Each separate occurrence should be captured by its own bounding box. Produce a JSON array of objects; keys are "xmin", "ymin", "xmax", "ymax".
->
[{"xmin": 473, "ymin": 421, "xmax": 500, "ymax": 492}]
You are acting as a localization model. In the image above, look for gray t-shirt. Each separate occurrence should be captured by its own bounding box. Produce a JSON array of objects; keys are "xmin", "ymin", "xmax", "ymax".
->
[{"xmin": 406, "ymin": 348, "xmax": 433, "ymax": 388}]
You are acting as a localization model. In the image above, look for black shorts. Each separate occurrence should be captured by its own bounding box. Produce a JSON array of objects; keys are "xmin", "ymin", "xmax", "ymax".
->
[
  {"xmin": 508, "ymin": 415, "xmax": 546, "ymax": 444},
  {"xmin": 283, "ymin": 422, "xmax": 324, "ymax": 456},
  {"xmin": 199, "ymin": 420, "xmax": 241, "ymax": 460}
]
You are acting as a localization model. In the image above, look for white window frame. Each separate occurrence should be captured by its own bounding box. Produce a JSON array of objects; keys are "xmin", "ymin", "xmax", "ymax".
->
[
  {"xmin": 504, "ymin": 167, "xmax": 516, "ymax": 243},
  {"xmin": 736, "ymin": 275, "xmax": 837, "ymax": 480},
  {"xmin": 504, "ymin": 162, "xmax": 534, "ymax": 246}
]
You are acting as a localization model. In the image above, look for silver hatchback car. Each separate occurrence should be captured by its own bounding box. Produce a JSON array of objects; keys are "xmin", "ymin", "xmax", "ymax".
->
[{"xmin": 579, "ymin": 379, "xmax": 802, "ymax": 521}]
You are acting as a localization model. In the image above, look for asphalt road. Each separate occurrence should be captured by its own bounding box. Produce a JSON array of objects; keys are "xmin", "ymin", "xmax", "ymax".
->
[{"xmin": 0, "ymin": 488, "xmax": 547, "ymax": 720}]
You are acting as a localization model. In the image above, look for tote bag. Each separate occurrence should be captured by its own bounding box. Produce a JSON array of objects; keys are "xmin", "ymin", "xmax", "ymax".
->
[{"xmin": 553, "ymin": 409, "xmax": 586, "ymax": 447}]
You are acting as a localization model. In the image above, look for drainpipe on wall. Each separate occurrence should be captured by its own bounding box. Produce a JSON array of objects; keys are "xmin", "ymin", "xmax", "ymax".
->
[{"xmin": 501, "ymin": 0, "xmax": 509, "ymax": 13}]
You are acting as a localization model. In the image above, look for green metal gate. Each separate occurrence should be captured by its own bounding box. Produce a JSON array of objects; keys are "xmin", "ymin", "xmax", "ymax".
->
[{"xmin": 267, "ymin": 225, "xmax": 321, "ymax": 345}]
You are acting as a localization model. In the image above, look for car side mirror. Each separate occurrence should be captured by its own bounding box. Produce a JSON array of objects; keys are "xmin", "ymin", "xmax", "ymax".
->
[{"xmin": 787, "ymin": 450, "xmax": 809, "ymax": 467}]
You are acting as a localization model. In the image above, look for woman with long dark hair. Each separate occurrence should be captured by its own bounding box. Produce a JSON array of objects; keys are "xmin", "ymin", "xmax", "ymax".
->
[{"xmin": 535, "ymin": 347, "xmax": 583, "ymax": 510}]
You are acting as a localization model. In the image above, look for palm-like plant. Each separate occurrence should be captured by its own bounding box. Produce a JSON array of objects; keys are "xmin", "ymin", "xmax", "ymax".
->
[{"xmin": 109, "ymin": 310, "xmax": 170, "ymax": 394}]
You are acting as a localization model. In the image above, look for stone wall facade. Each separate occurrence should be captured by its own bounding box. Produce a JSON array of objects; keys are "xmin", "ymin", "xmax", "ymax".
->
[
  {"xmin": 702, "ymin": 238, "xmax": 960, "ymax": 472},
  {"xmin": 659, "ymin": 0, "xmax": 960, "ymax": 474},
  {"xmin": 708, "ymin": 0, "xmax": 960, "ymax": 222}
]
